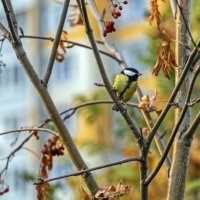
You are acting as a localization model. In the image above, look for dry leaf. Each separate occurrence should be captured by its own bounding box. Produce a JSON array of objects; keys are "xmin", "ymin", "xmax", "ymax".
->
[
  {"xmin": 36, "ymin": 136, "xmax": 65, "ymax": 200},
  {"xmin": 78, "ymin": 187, "xmax": 93, "ymax": 200},
  {"xmin": 55, "ymin": 30, "xmax": 68, "ymax": 62},
  {"xmin": 152, "ymin": 41, "xmax": 177, "ymax": 79},
  {"xmin": 138, "ymin": 89, "xmax": 162, "ymax": 114},
  {"xmin": 68, "ymin": 6, "xmax": 83, "ymax": 27},
  {"xmin": 149, "ymin": 0, "xmax": 165, "ymax": 30},
  {"xmin": 36, "ymin": 183, "xmax": 50, "ymax": 200},
  {"xmin": 94, "ymin": 180, "xmax": 131, "ymax": 199}
]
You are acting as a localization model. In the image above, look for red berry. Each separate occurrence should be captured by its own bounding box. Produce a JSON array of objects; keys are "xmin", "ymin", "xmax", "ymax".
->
[
  {"xmin": 41, "ymin": 147, "xmax": 47, "ymax": 154},
  {"xmin": 119, "ymin": 6, "xmax": 123, "ymax": 10},
  {"xmin": 116, "ymin": 12, "xmax": 121, "ymax": 17},
  {"xmin": 113, "ymin": 13, "xmax": 118, "ymax": 19},
  {"xmin": 123, "ymin": 1, "xmax": 128, "ymax": 4},
  {"xmin": 113, "ymin": 3, "xmax": 118, "ymax": 7}
]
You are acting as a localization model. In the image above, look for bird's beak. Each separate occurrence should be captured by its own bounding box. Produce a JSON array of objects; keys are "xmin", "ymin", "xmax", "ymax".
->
[{"xmin": 137, "ymin": 73, "xmax": 142, "ymax": 76}]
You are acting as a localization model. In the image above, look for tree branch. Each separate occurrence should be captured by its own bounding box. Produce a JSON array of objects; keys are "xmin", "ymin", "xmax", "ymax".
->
[
  {"xmin": 184, "ymin": 111, "xmax": 200, "ymax": 139},
  {"xmin": 0, "ymin": 133, "xmax": 33, "ymax": 179},
  {"xmin": 1, "ymin": 0, "xmax": 19, "ymax": 42},
  {"xmin": 175, "ymin": 0, "xmax": 197, "ymax": 48},
  {"xmin": 145, "ymin": 64, "xmax": 200, "ymax": 186},
  {"xmin": 43, "ymin": 0, "xmax": 70, "ymax": 86},
  {"xmin": 19, "ymin": 34, "xmax": 123, "ymax": 63},
  {"xmin": 0, "ymin": 127, "xmax": 58, "ymax": 136},
  {"xmin": 34, "ymin": 156, "xmax": 142, "ymax": 185},
  {"xmin": 0, "ymin": 23, "xmax": 11, "ymax": 39}
]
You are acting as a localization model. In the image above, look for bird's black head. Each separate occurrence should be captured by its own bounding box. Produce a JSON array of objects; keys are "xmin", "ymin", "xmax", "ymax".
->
[{"xmin": 121, "ymin": 68, "xmax": 142, "ymax": 82}]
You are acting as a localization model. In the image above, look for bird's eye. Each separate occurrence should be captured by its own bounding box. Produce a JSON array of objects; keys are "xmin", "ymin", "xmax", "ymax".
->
[{"xmin": 123, "ymin": 69, "xmax": 136, "ymax": 76}]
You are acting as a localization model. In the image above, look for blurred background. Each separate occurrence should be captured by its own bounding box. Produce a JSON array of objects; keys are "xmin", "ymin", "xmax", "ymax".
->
[{"xmin": 0, "ymin": 0, "xmax": 199, "ymax": 199}]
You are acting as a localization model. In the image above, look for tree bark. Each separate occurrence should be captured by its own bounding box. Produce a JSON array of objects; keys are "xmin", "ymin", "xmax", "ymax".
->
[{"xmin": 167, "ymin": 0, "xmax": 191, "ymax": 199}]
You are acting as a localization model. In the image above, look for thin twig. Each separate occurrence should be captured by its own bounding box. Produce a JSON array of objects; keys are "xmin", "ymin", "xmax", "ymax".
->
[
  {"xmin": 145, "ymin": 64, "xmax": 200, "ymax": 185},
  {"xmin": 34, "ymin": 156, "xmax": 142, "ymax": 185},
  {"xmin": 187, "ymin": 98, "xmax": 200, "ymax": 107},
  {"xmin": 43, "ymin": 0, "xmax": 70, "ymax": 86},
  {"xmin": 0, "ymin": 127, "xmax": 58, "ymax": 136},
  {"xmin": 87, "ymin": 0, "xmax": 126, "ymax": 67},
  {"xmin": 19, "ymin": 34, "xmax": 122, "ymax": 63},
  {"xmin": 61, "ymin": 100, "xmax": 138, "ymax": 120},
  {"xmin": 0, "ymin": 23, "xmax": 11, "ymax": 39},
  {"xmin": 0, "ymin": 134, "xmax": 33, "ymax": 179},
  {"xmin": 175, "ymin": 0, "xmax": 197, "ymax": 48},
  {"xmin": 137, "ymin": 88, "xmax": 171, "ymax": 173},
  {"xmin": 184, "ymin": 111, "xmax": 200, "ymax": 138}
]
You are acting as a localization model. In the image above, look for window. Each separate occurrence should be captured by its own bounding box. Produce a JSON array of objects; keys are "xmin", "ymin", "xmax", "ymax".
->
[{"xmin": 51, "ymin": 56, "xmax": 74, "ymax": 83}]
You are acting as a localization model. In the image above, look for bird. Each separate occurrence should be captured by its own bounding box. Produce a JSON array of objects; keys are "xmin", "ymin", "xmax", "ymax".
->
[{"xmin": 112, "ymin": 67, "xmax": 142, "ymax": 111}]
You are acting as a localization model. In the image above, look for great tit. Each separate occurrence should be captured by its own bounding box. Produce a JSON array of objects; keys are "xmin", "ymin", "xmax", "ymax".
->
[{"xmin": 112, "ymin": 68, "xmax": 142, "ymax": 110}]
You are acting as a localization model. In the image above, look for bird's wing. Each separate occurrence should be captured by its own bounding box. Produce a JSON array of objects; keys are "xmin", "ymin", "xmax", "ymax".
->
[{"xmin": 113, "ymin": 74, "xmax": 129, "ymax": 98}]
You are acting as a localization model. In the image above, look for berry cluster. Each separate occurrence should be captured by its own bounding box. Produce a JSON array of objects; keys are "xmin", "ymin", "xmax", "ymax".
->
[
  {"xmin": 103, "ymin": 21, "xmax": 116, "ymax": 37},
  {"xmin": 110, "ymin": 1, "xmax": 128, "ymax": 19},
  {"xmin": 103, "ymin": 0, "xmax": 128, "ymax": 37},
  {"xmin": 41, "ymin": 136, "xmax": 65, "ymax": 157}
]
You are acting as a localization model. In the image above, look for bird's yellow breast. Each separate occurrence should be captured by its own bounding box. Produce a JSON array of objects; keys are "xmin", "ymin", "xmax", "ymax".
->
[{"xmin": 113, "ymin": 74, "xmax": 138, "ymax": 102}]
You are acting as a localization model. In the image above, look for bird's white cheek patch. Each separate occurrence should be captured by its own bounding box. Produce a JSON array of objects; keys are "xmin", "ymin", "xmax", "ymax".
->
[{"xmin": 123, "ymin": 69, "xmax": 136, "ymax": 76}]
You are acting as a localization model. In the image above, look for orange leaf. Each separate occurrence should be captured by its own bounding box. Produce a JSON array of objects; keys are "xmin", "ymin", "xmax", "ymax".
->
[
  {"xmin": 152, "ymin": 41, "xmax": 177, "ymax": 79},
  {"xmin": 55, "ymin": 31, "xmax": 68, "ymax": 62}
]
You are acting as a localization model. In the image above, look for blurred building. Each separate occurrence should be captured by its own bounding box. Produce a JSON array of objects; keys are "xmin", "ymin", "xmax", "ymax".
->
[{"xmin": 0, "ymin": 0, "xmax": 148, "ymax": 199}]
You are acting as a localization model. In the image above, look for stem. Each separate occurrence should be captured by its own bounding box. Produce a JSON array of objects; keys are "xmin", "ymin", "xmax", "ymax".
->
[
  {"xmin": 43, "ymin": 0, "xmax": 70, "ymax": 86},
  {"xmin": 35, "ymin": 156, "xmax": 142, "ymax": 185},
  {"xmin": 19, "ymin": 34, "xmax": 123, "ymax": 63},
  {"xmin": 184, "ymin": 111, "xmax": 200, "ymax": 139},
  {"xmin": 1, "ymin": 0, "xmax": 18, "ymax": 42}
]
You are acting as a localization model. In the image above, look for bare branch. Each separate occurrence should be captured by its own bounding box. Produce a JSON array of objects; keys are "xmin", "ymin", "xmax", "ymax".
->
[
  {"xmin": 187, "ymin": 98, "xmax": 200, "ymax": 107},
  {"xmin": 19, "ymin": 34, "xmax": 123, "ymax": 63},
  {"xmin": 145, "ymin": 64, "xmax": 200, "ymax": 186},
  {"xmin": 1, "ymin": 0, "xmax": 19, "ymax": 42},
  {"xmin": 184, "ymin": 111, "xmax": 200, "ymax": 138},
  {"xmin": 34, "ymin": 156, "xmax": 142, "ymax": 185},
  {"xmin": 0, "ymin": 134, "xmax": 33, "ymax": 179},
  {"xmin": 0, "ymin": 23, "xmax": 11, "ymax": 40},
  {"xmin": 175, "ymin": 0, "xmax": 197, "ymax": 48},
  {"xmin": 43, "ymin": 0, "xmax": 70, "ymax": 86},
  {"xmin": 0, "ymin": 127, "xmax": 59, "ymax": 136}
]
